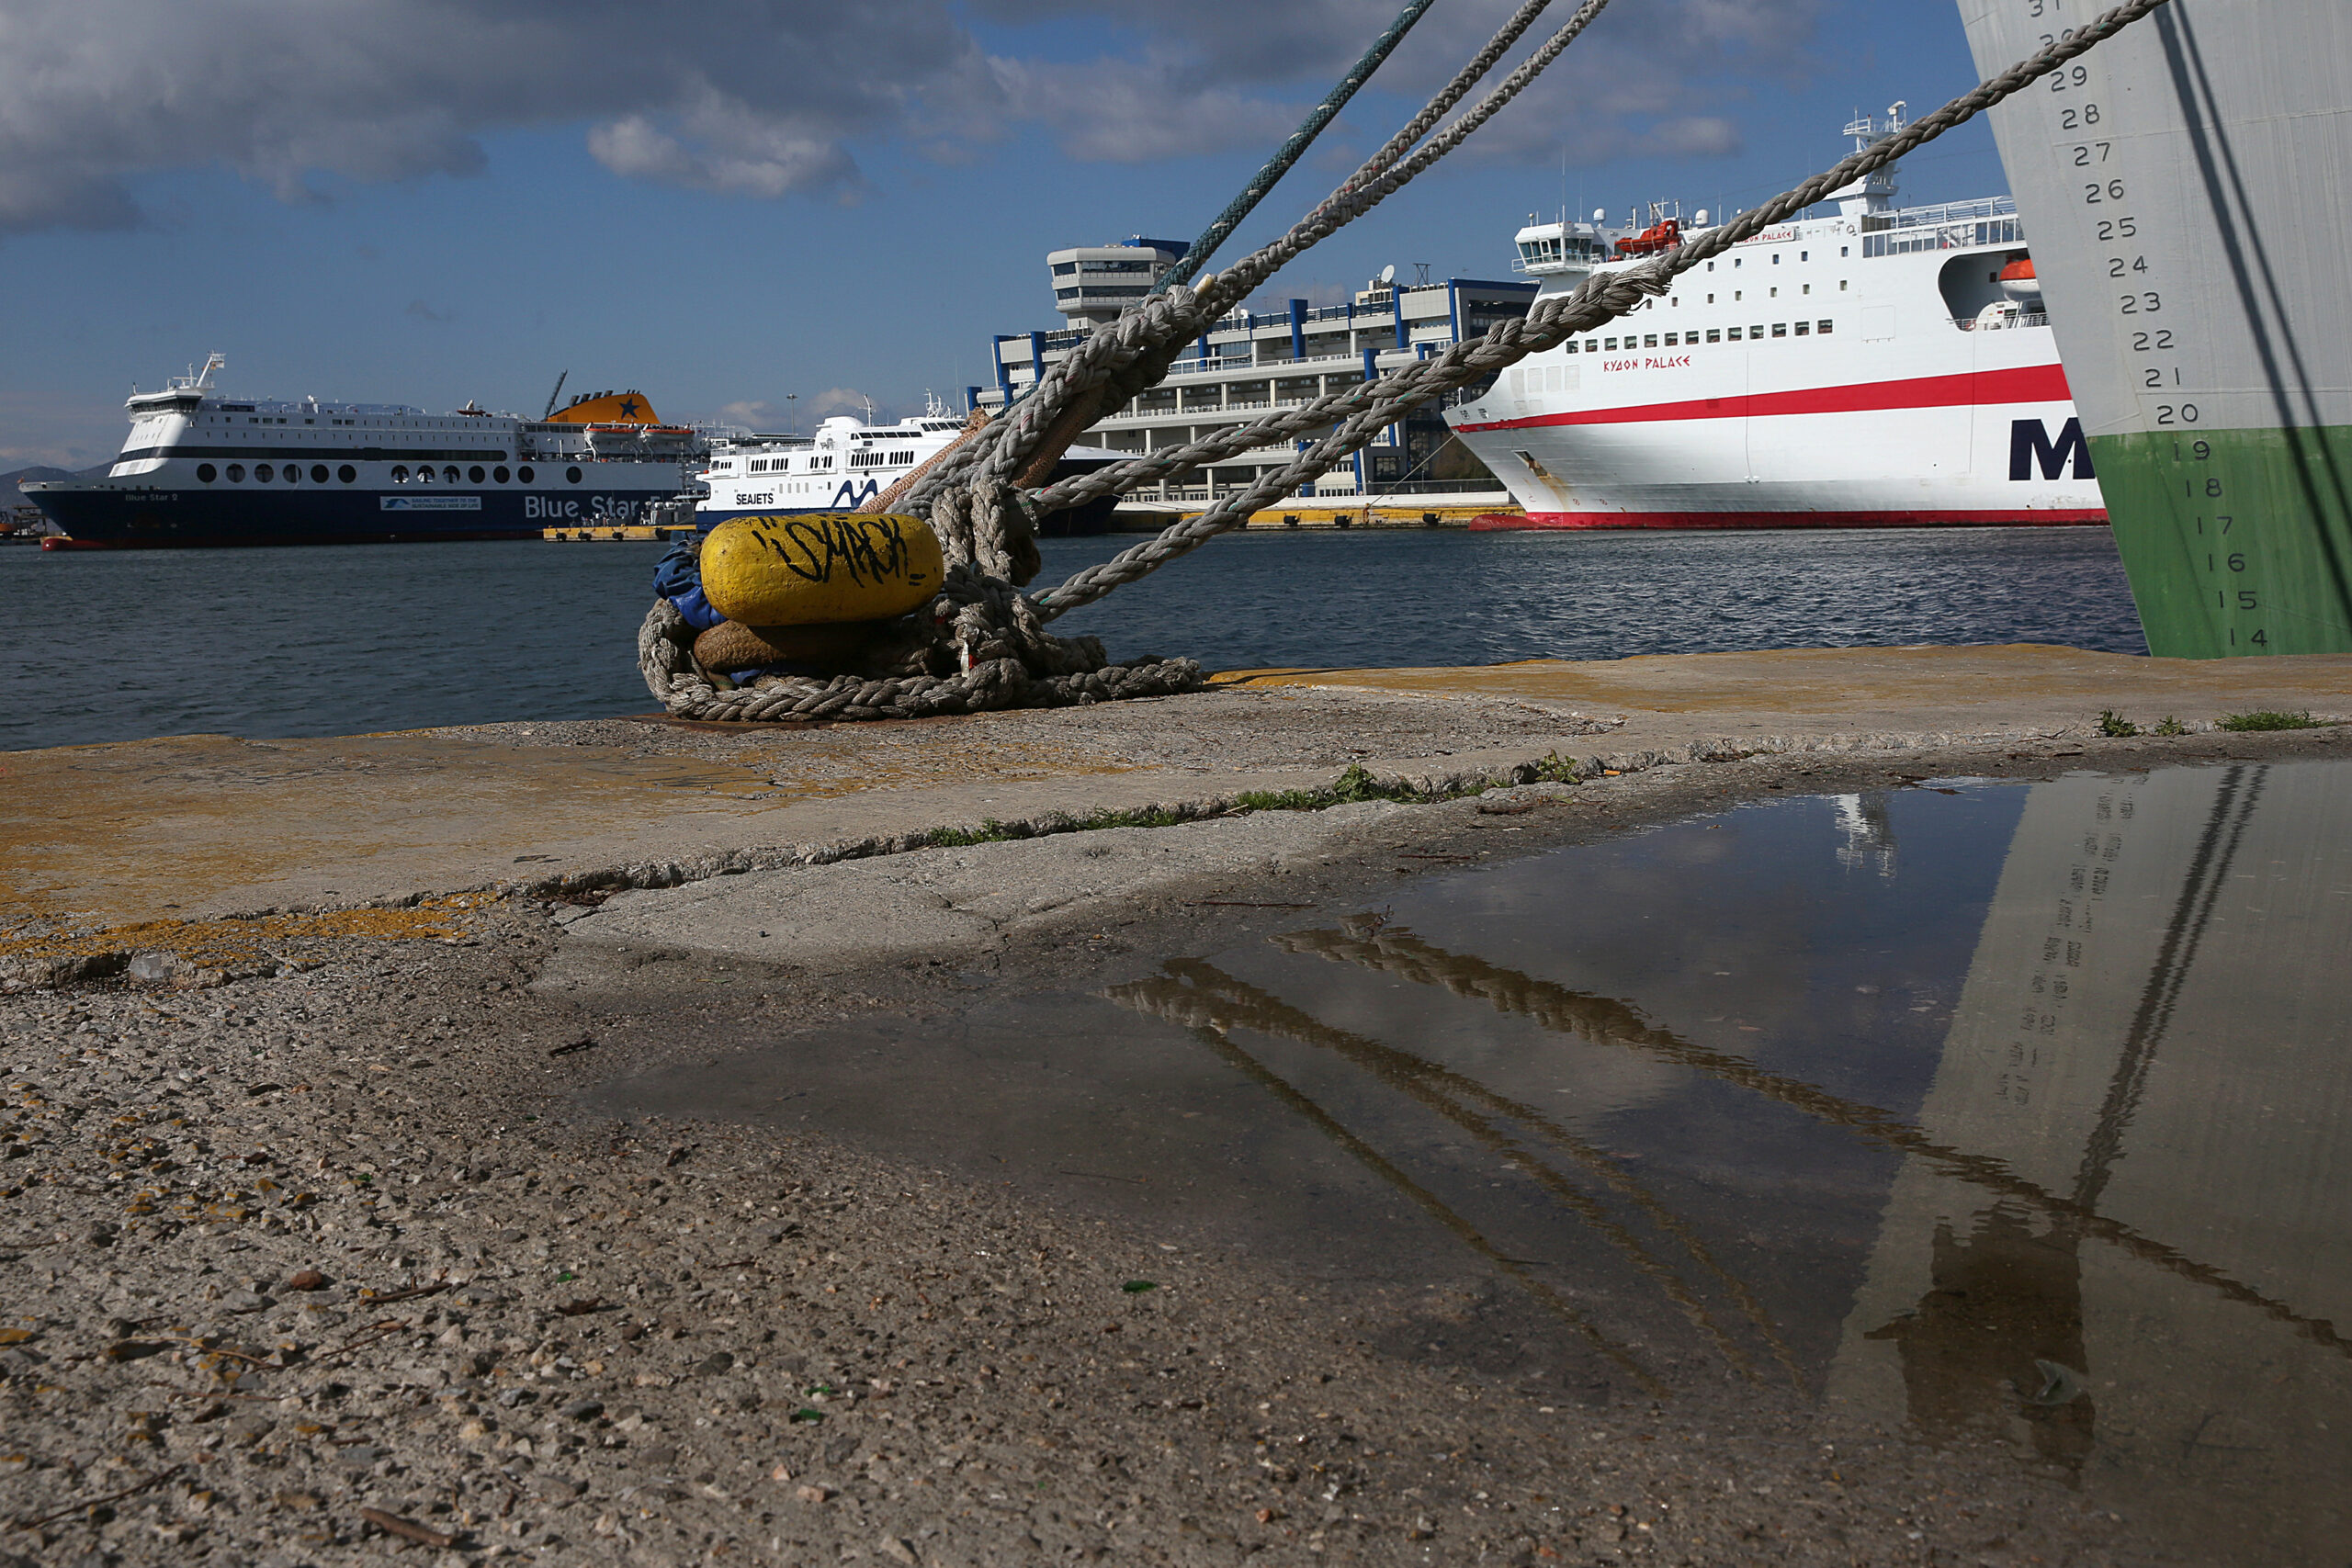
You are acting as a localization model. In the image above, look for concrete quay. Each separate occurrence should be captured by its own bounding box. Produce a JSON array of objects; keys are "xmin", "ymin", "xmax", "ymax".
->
[
  {"xmin": 3, "ymin": 641, "xmax": 2346, "ymax": 1565},
  {"xmin": 3, "ymin": 642, "xmax": 2346, "ymax": 940}
]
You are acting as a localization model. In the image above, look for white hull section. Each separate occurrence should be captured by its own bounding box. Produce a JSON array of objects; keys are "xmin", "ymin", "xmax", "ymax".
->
[{"xmin": 1448, "ymin": 195, "xmax": 2108, "ymax": 528}]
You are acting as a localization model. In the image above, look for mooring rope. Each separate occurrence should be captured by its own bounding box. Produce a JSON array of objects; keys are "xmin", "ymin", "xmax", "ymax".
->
[
  {"xmin": 1152, "ymin": 0, "xmax": 1444, "ymax": 296},
  {"xmin": 642, "ymin": 0, "xmax": 2176, "ymax": 722},
  {"xmin": 1025, "ymin": 0, "xmax": 2178, "ymax": 617}
]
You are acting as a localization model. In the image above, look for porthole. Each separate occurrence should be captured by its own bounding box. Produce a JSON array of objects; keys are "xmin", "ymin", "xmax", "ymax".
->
[
  {"xmin": 311, "ymin": 464, "xmax": 329, "ymax": 483},
  {"xmin": 338, "ymin": 465, "xmax": 356, "ymax": 483},
  {"xmin": 390, "ymin": 465, "xmax": 409, "ymax": 482},
  {"xmin": 284, "ymin": 464, "xmax": 299, "ymax": 482},
  {"xmin": 566, "ymin": 466, "xmax": 582, "ymax": 484},
  {"xmin": 255, "ymin": 463, "xmax": 274, "ymax": 481},
  {"xmin": 417, "ymin": 466, "xmax": 434, "ymax": 483},
  {"xmin": 196, "ymin": 463, "xmax": 217, "ymax": 482},
  {"xmin": 227, "ymin": 463, "xmax": 245, "ymax": 481},
  {"xmin": 493, "ymin": 466, "xmax": 510, "ymax": 483},
  {"xmin": 469, "ymin": 465, "xmax": 485, "ymax": 483},
  {"xmin": 443, "ymin": 465, "xmax": 459, "ymax": 483},
  {"xmin": 517, "ymin": 465, "xmax": 535, "ymax": 483}
]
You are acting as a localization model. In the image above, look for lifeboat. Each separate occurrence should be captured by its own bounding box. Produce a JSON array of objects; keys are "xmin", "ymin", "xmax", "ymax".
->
[
  {"xmin": 1613, "ymin": 216, "xmax": 1682, "ymax": 256},
  {"xmin": 1998, "ymin": 254, "xmax": 2041, "ymax": 299}
]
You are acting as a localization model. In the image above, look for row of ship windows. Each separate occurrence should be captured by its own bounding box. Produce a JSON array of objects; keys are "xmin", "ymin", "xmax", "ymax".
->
[
  {"xmin": 1567, "ymin": 321, "xmax": 1835, "ymax": 352},
  {"xmin": 194, "ymin": 462, "xmax": 582, "ymax": 485}
]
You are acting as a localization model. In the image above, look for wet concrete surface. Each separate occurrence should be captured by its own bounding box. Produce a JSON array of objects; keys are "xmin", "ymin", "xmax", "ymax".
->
[{"xmin": 582, "ymin": 747, "xmax": 2352, "ymax": 1565}]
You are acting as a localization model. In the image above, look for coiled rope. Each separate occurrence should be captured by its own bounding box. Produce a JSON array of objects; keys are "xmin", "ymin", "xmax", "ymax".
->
[{"xmin": 643, "ymin": 0, "xmax": 2175, "ymax": 722}]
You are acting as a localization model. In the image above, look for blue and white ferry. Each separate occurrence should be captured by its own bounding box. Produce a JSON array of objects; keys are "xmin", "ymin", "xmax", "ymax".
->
[{"xmin": 21, "ymin": 355, "xmax": 703, "ymax": 548}]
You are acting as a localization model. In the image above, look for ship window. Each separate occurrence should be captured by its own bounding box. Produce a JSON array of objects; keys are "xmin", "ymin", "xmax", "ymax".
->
[
  {"xmin": 227, "ymin": 464, "xmax": 245, "ymax": 481},
  {"xmin": 1603, "ymin": 338, "xmax": 1616, "ymax": 350},
  {"xmin": 469, "ymin": 465, "xmax": 485, "ymax": 482},
  {"xmin": 1751, "ymin": 324, "xmax": 1765, "ymax": 337},
  {"xmin": 494, "ymin": 466, "xmax": 511, "ymax": 483},
  {"xmin": 1772, "ymin": 254, "xmax": 1780, "ymax": 265},
  {"xmin": 416, "ymin": 465, "xmax": 433, "ymax": 482},
  {"xmin": 1706, "ymin": 329, "xmax": 1721, "ymax": 343},
  {"xmin": 284, "ymin": 464, "xmax": 299, "ymax": 482},
  {"xmin": 311, "ymin": 464, "xmax": 328, "ymax": 482},
  {"xmin": 339, "ymin": 465, "xmax": 356, "ymax": 482},
  {"xmin": 1840, "ymin": 279, "xmax": 1849, "ymax": 290},
  {"xmin": 1565, "ymin": 341, "xmax": 1577, "ymax": 354},
  {"xmin": 518, "ymin": 466, "xmax": 535, "ymax": 483},
  {"xmin": 1725, "ymin": 328, "xmax": 1739, "ymax": 341},
  {"xmin": 1771, "ymin": 322, "xmax": 1787, "ymax": 337},
  {"xmin": 197, "ymin": 463, "xmax": 217, "ymax": 482},
  {"xmin": 439, "ymin": 465, "xmax": 456, "ymax": 482},
  {"xmin": 566, "ymin": 466, "xmax": 582, "ymax": 484},
  {"xmin": 1644, "ymin": 334, "xmax": 1657, "ymax": 347},
  {"xmin": 1794, "ymin": 321, "xmax": 1809, "ymax": 335},
  {"xmin": 1800, "ymin": 251, "xmax": 1808, "ymax": 262},
  {"xmin": 390, "ymin": 465, "xmax": 408, "ymax": 481},
  {"xmin": 1840, "ymin": 245, "xmax": 1849, "ymax": 257},
  {"xmin": 1818, "ymin": 319, "xmax": 1833, "ymax": 333},
  {"xmin": 255, "ymin": 463, "xmax": 274, "ymax": 481}
]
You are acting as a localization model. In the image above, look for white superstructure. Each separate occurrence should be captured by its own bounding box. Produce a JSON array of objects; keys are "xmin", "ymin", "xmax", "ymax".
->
[{"xmin": 1447, "ymin": 110, "xmax": 2109, "ymax": 529}]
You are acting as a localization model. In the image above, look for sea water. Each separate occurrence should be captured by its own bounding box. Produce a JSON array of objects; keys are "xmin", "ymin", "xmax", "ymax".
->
[{"xmin": 0, "ymin": 526, "xmax": 2141, "ymax": 751}]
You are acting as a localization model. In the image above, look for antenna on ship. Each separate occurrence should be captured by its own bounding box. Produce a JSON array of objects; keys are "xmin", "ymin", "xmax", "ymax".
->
[{"xmin": 541, "ymin": 371, "xmax": 569, "ymax": 421}]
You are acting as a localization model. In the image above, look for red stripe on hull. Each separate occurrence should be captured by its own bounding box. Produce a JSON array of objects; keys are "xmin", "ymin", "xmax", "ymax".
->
[
  {"xmin": 1470, "ymin": 509, "xmax": 2110, "ymax": 532},
  {"xmin": 1454, "ymin": 364, "xmax": 2075, "ymax": 432}
]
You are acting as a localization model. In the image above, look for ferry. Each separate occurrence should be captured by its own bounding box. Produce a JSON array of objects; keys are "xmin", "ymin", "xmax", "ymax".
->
[
  {"xmin": 1447, "ymin": 108, "xmax": 2107, "ymax": 530},
  {"xmin": 697, "ymin": 396, "xmax": 1122, "ymax": 535},
  {"xmin": 20, "ymin": 355, "xmax": 703, "ymax": 548}
]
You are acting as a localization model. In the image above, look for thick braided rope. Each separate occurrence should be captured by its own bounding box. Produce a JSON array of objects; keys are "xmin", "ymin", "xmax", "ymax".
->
[
  {"xmin": 637, "ymin": 596, "xmax": 1205, "ymax": 723},
  {"xmin": 1153, "ymin": 0, "xmax": 1444, "ymax": 296},
  {"xmin": 1029, "ymin": 0, "xmax": 2177, "ymax": 615},
  {"xmin": 1195, "ymin": 0, "xmax": 1614, "ymax": 321},
  {"xmin": 906, "ymin": 0, "xmax": 1591, "ymax": 513}
]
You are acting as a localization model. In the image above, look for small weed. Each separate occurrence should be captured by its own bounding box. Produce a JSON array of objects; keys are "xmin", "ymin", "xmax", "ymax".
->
[
  {"xmin": 2153, "ymin": 716, "xmax": 2188, "ymax": 736},
  {"xmin": 2218, "ymin": 709, "xmax": 2323, "ymax": 732},
  {"xmin": 2097, "ymin": 710, "xmax": 2140, "ymax": 738}
]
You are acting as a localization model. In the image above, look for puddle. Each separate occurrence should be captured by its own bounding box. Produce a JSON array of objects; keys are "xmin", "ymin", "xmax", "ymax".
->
[{"xmin": 594, "ymin": 758, "xmax": 2352, "ymax": 1560}]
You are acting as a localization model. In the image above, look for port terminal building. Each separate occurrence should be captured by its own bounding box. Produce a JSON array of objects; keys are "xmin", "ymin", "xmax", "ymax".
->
[{"xmin": 976, "ymin": 238, "xmax": 1535, "ymax": 505}]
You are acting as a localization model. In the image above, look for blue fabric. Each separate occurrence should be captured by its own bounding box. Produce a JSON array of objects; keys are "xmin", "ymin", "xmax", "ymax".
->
[
  {"xmin": 654, "ymin": 537, "xmax": 726, "ymax": 630},
  {"xmin": 652, "ymin": 538, "xmax": 700, "ymax": 600},
  {"xmin": 669, "ymin": 585, "xmax": 724, "ymax": 631}
]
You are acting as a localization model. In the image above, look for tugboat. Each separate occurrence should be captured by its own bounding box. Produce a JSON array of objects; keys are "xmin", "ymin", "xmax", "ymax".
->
[{"xmin": 21, "ymin": 355, "xmax": 705, "ymax": 548}]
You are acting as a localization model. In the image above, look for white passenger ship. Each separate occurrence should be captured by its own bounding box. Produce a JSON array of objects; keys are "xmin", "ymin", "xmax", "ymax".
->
[
  {"xmin": 698, "ymin": 398, "xmax": 1122, "ymax": 535},
  {"xmin": 1448, "ymin": 109, "xmax": 2107, "ymax": 529},
  {"xmin": 22, "ymin": 355, "xmax": 703, "ymax": 548}
]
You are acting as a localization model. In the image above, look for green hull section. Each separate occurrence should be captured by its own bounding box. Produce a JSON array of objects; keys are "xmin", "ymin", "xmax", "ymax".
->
[{"xmin": 2092, "ymin": 424, "xmax": 2352, "ymax": 659}]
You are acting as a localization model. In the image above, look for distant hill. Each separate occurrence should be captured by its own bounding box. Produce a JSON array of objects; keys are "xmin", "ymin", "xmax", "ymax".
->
[{"xmin": 4, "ymin": 463, "xmax": 105, "ymax": 489}]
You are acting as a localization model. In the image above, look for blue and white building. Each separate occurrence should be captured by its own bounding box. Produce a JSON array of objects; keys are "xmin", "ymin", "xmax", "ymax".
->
[{"xmin": 977, "ymin": 239, "xmax": 1536, "ymax": 503}]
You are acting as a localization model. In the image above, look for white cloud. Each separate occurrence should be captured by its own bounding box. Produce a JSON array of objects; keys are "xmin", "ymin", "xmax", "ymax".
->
[{"xmin": 0, "ymin": 0, "xmax": 1825, "ymax": 235}]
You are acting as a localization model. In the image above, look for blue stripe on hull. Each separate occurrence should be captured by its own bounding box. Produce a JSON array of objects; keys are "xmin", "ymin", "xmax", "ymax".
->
[{"xmin": 27, "ymin": 486, "xmax": 680, "ymax": 547}]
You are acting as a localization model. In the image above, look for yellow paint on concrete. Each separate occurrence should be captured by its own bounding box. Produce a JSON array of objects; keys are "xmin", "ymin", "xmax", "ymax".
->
[
  {"xmin": 0, "ymin": 897, "xmax": 490, "ymax": 967},
  {"xmin": 1211, "ymin": 645, "xmax": 2352, "ymax": 716}
]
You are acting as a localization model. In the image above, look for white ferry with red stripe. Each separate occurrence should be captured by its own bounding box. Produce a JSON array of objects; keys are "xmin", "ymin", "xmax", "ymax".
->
[{"xmin": 1447, "ymin": 108, "xmax": 2106, "ymax": 531}]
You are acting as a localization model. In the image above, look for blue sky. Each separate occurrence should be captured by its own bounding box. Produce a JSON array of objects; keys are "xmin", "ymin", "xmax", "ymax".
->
[{"xmin": 0, "ymin": 0, "xmax": 2009, "ymax": 469}]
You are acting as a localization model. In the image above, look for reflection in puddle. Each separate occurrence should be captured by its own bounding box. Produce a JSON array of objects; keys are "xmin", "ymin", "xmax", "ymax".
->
[{"xmin": 600, "ymin": 758, "xmax": 2351, "ymax": 1558}]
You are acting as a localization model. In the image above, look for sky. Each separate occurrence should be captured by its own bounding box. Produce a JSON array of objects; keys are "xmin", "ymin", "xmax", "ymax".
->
[{"xmin": 0, "ymin": 0, "xmax": 2014, "ymax": 470}]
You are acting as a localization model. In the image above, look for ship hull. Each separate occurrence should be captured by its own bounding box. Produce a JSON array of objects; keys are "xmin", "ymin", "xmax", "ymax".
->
[
  {"xmin": 1449, "ymin": 225, "xmax": 2107, "ymax": 532},
  {"xmin": 1959, "ymin": 0, "xmax": 2352, "ymax": 657},
  {"xmin": 25, "ymin": 481, "xmax": 681, "ymax": 549}
]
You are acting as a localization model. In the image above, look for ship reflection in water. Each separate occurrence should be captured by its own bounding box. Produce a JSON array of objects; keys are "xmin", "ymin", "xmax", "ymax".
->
[
  {"xmin": 602, "ymin": 759, "xmax": 2349, "ymax": 1557},
  {"xmin": 1102, "ymin": 761, "xmax": 2350, "ymax": 1553}
]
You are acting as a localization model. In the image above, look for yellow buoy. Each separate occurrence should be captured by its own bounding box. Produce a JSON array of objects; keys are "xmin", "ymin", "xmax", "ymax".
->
[{"xmin": 699, "ymin": 513, "xmax": 944, "ymax": 627}]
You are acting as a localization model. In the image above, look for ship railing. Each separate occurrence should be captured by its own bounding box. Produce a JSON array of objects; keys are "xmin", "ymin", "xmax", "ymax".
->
[
  {"xmin": 1953, "ymin": 310, "xmax": 2050, "ymax": 332},
  {"xmin": 1881, "ymin": 194, "xmax": 2017, "ymax": 229},
  {"xmin": 1862, "ymin": 214, "xmax": 2024, "ymax": 258}
]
